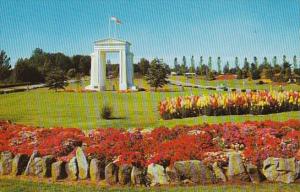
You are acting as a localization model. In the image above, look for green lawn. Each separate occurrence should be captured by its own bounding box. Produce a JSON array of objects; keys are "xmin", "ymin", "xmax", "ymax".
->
[
  {"xmin": 0, "ymin": 78, "xmax": 299, "ymax": 130},
  {"xmin": 0, "ymin": 178, "xmax": 300, "ymax": 192},
  {"xmin": 169, "ymin": 76, "xmax": 300, "ymax": 91}
]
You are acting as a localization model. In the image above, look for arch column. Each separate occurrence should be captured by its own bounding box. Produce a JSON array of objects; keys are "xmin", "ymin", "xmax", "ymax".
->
[
  {"xmin": 126, "ymin": 52, "xmax": 134, "ymax": 87},
  {"xmin": 119, "ymin": 49, "xmax": 127, "ymax": 90},
  {"xmin": 90, "ymin": 52, "xmax": 98, "ymax": 88},
  {"xmin": 98, "ymin": 51, "xmax": 106, "ymax": 91}
]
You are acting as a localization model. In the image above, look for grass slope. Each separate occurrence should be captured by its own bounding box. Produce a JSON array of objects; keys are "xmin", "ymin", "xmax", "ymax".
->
[
  {"xmin": 0, "ymin": 78, "xmax": 299, "ymax": 130},
  {"xmin": 1, "ymin": 178, "xmax": 300, "ymax": 192},
  {"xmin": 169, "ymin": 76, "xmax": 300, "ymax": 91}
]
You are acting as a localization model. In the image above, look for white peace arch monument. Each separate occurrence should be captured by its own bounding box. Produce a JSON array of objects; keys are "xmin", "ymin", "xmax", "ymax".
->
[{"xmin": 85, "ymin": 38, "xmax": 136, "ymax": 91}]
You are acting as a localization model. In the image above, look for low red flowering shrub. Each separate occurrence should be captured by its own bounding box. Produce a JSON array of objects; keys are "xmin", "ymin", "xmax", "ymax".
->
[
  {"xmin": 0, "ymin": 122, "xmax": 85, "ymax": 158},
  {"xmin": 1, "ymin": 119, "xmax": 300, "ymax": 167}
]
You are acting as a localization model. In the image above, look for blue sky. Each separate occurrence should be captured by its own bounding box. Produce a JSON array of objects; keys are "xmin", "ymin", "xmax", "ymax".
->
[{"xmin": 1, "ymin": 0, "xmax": 300, "ymax": 67}]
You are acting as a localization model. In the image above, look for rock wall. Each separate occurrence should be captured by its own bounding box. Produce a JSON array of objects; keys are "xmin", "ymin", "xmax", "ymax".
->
[{"xmin": 1, "ymin": 148, "xmax": 300, "ymax": 186}]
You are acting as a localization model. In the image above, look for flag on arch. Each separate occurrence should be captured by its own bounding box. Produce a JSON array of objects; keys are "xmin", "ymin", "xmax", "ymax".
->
[{"xmin": 110, "ymin": 16, "xmax": 122, "ymax": 24}]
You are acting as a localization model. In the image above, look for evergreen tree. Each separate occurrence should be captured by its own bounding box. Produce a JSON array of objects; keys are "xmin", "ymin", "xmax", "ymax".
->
[
  {"xmin": 293, "ymin": 55, "xmax": 298, "ymax": 70},
  {"xmin": 46, "ymin": 67, "xmax": 68, "ymax": 91},
  {"xmin": 0, "ymin": 50, "xmax": 11, "ymax": 81},
  {"xmin": 199, "ymin": 56, "xmax": 203, "ymax": 67},
  {"xmin": 234, "ymin": 57, "xmax": 239, "ymax": 69},
  {"xmin": 190, "ymin": 55, "xmax": 195, "ymax": 73},
  {"xmin": 208, "ymin": 56, "xmax": 212, "ymax": 71},
  {"xmin": 280, "ymin": 61, "xmax": 292, "ymax": 82},
  {"xmin": 243, "ymin": 57, "xmax": 250, "ymax": 78},
  {"xmin": 182, "ymin": 56, "xmax": 187, "ymax": 67},
  {"xmin": 253, "ymin": 56, "xmax": 258, "ymax": 67},
  {"xmin": 180, "ymin": 56, "xmax": 188, "ymax": 74},
  {"xmin": 223, "ymin": 61, "xmax": 230, "ymax": 74},
  {"xmin": 236, "ymin": 68, "xmax": 243, "ymax": 79},
  {"xmin": 217, "ymin": 57, "xmax": 221, "ymax": 74},
  {"xmin": 145, "ymin": 58, "xmax": 168, "ymax": 91},
  {"xmin": 283, "ymin": 55, "xmax": 287, "ymax": 64},
  {"xmin": 173, "ymin": 57, "xmax": 180, "ymax": 74},
  {"xmin": 263, "ymin": 57, "xmax": 269, "ymax": 65},
  {"xmin": 272, "ymin": 56, "xmax": 277, "ymax": 67},
  {"xmin": 250, "ymin": 63, "xmax": 260, "ymax": 80}
]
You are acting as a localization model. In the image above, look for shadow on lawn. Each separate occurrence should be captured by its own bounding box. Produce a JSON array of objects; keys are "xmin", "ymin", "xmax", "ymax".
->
[{"xmin": 108, "ymin": 117, "xmax": 127, "ymax": 120}]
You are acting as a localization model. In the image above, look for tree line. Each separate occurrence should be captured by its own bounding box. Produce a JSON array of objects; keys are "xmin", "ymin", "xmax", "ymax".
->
[
  {"xmin": 1, "ymin": 48, "xmax": 300, "ymax": 90},
  {"xmin": 0, "ymin": 48, "xmax": 91, "ymax": 84},
  {"xmin": 172, "ymin": 55, "xmax": 300, "ymax": 82}
]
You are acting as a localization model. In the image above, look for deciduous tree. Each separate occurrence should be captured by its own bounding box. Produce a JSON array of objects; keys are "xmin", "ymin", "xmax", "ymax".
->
[{"xmin": 145, "ymin": 58, "xmax": 168, "ymax": 91}]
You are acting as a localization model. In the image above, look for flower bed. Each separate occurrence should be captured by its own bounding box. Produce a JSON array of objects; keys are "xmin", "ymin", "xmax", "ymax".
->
[
  {"xmin": 1, "ymin": 119, "xmax": 300, "ymax": 167},
  {"xmin": 159, "ymin": 91, "xmax": 300, "ymax": 119}
]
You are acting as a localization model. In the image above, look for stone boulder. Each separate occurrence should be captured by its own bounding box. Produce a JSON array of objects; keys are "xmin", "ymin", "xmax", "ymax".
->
[
  {"xmin": 296, "ymin": 161, "xmax": 300, "ymax": 179},
  {"xmin": 33, "ymin": 157, "xmax": 44, "ymax": 177},
  {"xmin": 0, "ymin": 151, "xmax": 13, "ymax": 175},
  {"xmin": 131, "ymin": 166, "xmax": 148, "ymax": 186},
  {"xmin": 105, "ymin": 162, "xmax": 119, "ymax": 185},
  {"xmin": 11, "ymin": 154, "xmax": 29, "ymax": 176},
  {"xmin": 76, "ymin": 147, "xmax": 89, "ymax": 179},
  {"xmin": 118, "ymin": 164, "xmax": 132, "ymax": 185},
  {"xmin": 246, "ymin": 163, "xmax": 263, "ymax": 183},
  {"xmin": 262, "ymin": 157, "xmax": 298, "ymax": 183},
  {"xmin": 90, "ymin": 158, "xmax": 105, "ymax": 182},
  {"xmin": 24, "ymin": 151, "xmax": 40, "ymax": 176},
  {"xmin": 41, "ymin": 155, "xmax": 55, "ymax": 177},
  {"xmin": 24, "ymin": 154, "xmax": 55, "ymax": 177},
  {"xmin": 212, "ymin": 162, "xmax": 227, "ymax": 182},
  {"xmin": 174, "ymin": 160, "xmax": 215, "ymax": 184},
  {"xmin": 226, "ymin": 152, "xmax": 250, "ymax": 182},
  {"xmin": 65, "ymin": 157, "xmax": 78, "ymax": 181},
  {"xmin": 147, "ymin": 163, "xmax": 169, "ymax": 186},
  {"xmin": 51, "ymin": 161, "xmax": 67, "ymax": 181},
  {"xmin": 166, "ymin": 167, "xmax": 178, "ymax": 183}
]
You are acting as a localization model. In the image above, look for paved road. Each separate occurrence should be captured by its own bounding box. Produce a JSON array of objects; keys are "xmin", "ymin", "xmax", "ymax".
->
[
  {"xmin": 168, "ymin": 79, "xmax": 227, "ymax": 90},
  {"xmin": 0, "ymin": 80, "xmax": 79, "ymax": 94}
]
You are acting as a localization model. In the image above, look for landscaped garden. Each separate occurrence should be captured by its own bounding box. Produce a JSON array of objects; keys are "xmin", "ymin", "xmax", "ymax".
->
[
  {"xmin": 1, "ymin": 119, "xmax": 300, "ymax": 187},
  {"xmin": 159, "ymin": 90, "xmax": 300, "ymax": 119}
]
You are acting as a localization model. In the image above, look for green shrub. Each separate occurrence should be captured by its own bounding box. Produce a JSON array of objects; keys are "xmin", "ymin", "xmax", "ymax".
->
[{"xmin": 101, "ymin": 105, "xmax": 113, "ymax": 119}]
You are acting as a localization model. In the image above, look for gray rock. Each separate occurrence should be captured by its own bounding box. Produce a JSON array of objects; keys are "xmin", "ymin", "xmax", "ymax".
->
[
  {"xmin": 11, "ymin": 154, "xmax": 29, "ymax": 176},
  {"xmin": 0, "ymin": 151, "xmax": 13, "ymax": 175},
  {"xmin": 174, "ymin": 160, "xmax": 215, "ymax": 184},
  {"xmin": 24, "ymin": 155, "xmax": 55, "ymax": 177},
  {"xmin": 131, "ymin": 166, "xmax": 147, "ymax": 186},
  {"xmin": 65, "ymin": 157, "xmax": 78, "ymax": 181},
  {"xmin": 147, "ymin": 163, "xmax": 169, "ymax": 186},
  {"xmin": 296, "ymin": 161, "xmax": 300, "ymax": 179},
  {"xmin": 89, "ymin": 158, "xmax": 102, "ymax": 182},
  {"xmin": 24, "ymin": 151, "xmax": 40, "ymax": 176},
  {"xmin": 76, "ymin": 147, "xmax": 89, "ymax": 179},
  {"xmin": 51, "ymin": 161, "xmax": 67, "ymax": 181},
  {"xmin": 226, "ymin": 152, "xmax": 250, "ymax": 181},
  {"xmin": 118, "ymin": 164, "xmax": 132, "ymax": 185},
  {"xmin": 33, "ymin": 157, "xmax": 44, "ymax": 177},
  {"xmin": 212, "ymin": 162, "xmax": 227, "ymax": 182},
  {"xmin": 246, "ymin": 163, "xmax": 263, "ymax": 183},
  {"xmin": 262, "ymin": 157, "xmax": 297, "ymax": 183},
  {"xmin": 41, "ymin": 155, "xmax": 55, "ymax": 177},
  {"xmin": 166, "ymin": 167, "xmax": 178, "ymax": 183},
  {"xmin": 105, "ymin": 162, "xmax": 119, "ymax": 185}
]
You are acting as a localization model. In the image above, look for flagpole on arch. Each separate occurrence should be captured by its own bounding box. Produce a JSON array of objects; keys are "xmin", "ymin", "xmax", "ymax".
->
[
  {"xmin": 114, "ymin": 20, "xmax": 116, "ymax": 38},
  {"xmin": 109, "ymin": 18, "xmax": 111, "ymax": 38}
]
